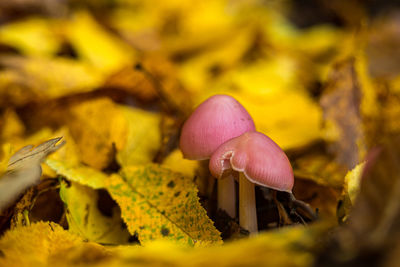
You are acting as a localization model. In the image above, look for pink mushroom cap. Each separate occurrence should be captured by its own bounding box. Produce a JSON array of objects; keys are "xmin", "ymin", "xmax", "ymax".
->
[
  {"xmin": 180, "ymin": 95, "xmax": 255, "ymax": 160},
  {"xmin": 209, "ymin": 131, "xmax": 294, "ymax": 192}
]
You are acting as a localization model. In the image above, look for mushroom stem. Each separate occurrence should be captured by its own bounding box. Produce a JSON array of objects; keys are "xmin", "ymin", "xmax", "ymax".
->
[
  {"xmin": 217, "ymin": 172, "xmax": 236, "ymax": 218},
  {"xmin": 239, "ymin": 172, "xmax": 258, "ymax": 234}
]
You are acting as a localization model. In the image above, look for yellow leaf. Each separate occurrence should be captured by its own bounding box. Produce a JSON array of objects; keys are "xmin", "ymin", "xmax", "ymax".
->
[
  {"xmin": 337, "ymin": 162, "xmax": 365, "ymax": 222},
  {"xmin": 354, "ymin": 48, "xmax": 379, "ymax": 118},
  {"xmin": 116, "ymin": 106, "xmax": 161, "ymax": 167},
  {"xmin": 344, "ymin": 163, "xmax": 365, "ymax": 204},
  {"xmin": 45, "ymin": 159, "xmax": 108, "ymax": 189},
  {"xmin": 162, "ymin": 149, "xmax": 198, "ymax": 179},
  {"xmin": 249, "ymin": 91, "xmax": 323, "ymax": 150},
  {"xmin": 47, "ymin": 128, "xmax": 81, "ymax": 166},
  {"xmin": 0, "ymin": 222, "xmax": 106, "ymax": 267},
  {"xmin": 106, "ymin": 165, "xmax": 222, "ymax": 247},
  {"xmin": 0, "ymin": 109, "xmax": 25, "ymax": 141},
  {"xmin": 47, "ymin": 159, "xmax": 221, "ymax": 246},
  {"xmin": 67, "ymin": 98, "xmax": 161, "ymax": 170},
  {"xmin": 110, "ymin": 7, "xmax": 161, "ymax": 52},
  {"xmin": 60, "ymin": 180, "xmax": 131, "ymax": 244},
  {"xmin": 178, "ymin": 28, "xmax": 254, "ymax": 93},
  {"xmin": 229, "ymin": 57, "xmax": 301, "ymax": 98},
  {"xmin": 0, "ymin": 144, "xmax": 13, "ymax": 176},
  {"xmin": 108, "ymin": 222, "xmax": 330, "ymax": 267},
  {"xmin": 294, "ymin": 25, "xmax": 346, "ymax": 57},
  {"xmin": 66, "ymin": 11, "xmax": 136, "ymax": 74},
  {"xmin": 67, "ymin": 98, "xmax": 128, "ymax": 169},
  {"xmin": 67, "ymin": 98, "xmax": 160, "ymax": 170},
  {"xmin": 0, "ymin": 17, "xmax": 60, "ymax": 57},
  {"xmin": 0, "ymin": 221, "xmax": 330, "ymax": 267},
  {"xmin": 0, "ymin": 56, "xmax": 103, "ymax": 105}
]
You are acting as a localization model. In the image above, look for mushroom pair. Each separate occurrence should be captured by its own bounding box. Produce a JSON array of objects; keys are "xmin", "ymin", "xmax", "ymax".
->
[{"xmin": 180, "ymin": 95, "xmax": 293, "ymax": 233}]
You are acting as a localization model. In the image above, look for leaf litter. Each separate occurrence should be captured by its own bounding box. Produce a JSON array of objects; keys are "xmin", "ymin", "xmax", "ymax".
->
[{"xmin": 0, "ymin": 1, "xmax": 399, "ymax": 266}]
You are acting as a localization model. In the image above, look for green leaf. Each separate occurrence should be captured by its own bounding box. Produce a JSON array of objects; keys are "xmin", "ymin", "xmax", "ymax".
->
[{"xmin": 106, "ymin": 164, "xmax": 222, "ymax": 247}]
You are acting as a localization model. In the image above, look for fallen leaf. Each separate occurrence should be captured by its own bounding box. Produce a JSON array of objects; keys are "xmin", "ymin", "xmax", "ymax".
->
[
  {"xmin": 292, "ymin": 148, "xmax": 348, "ymax": 188},
  {"xmin": 67, "ymin": 98, "xmax": 128, "ymax": 169},
  {"xmin": 106, "ymin": 165, "xmax": 222, "ymax": 247},
  {"xmin": 0, "ymin": 56, "xmax": 103, "ymax": 106},
  {"xmin": 10, "ymin": 179, "xmax": 64, "ymax": 229},
  {"xmin": 0, "ymin": 17, "xmax": 60, "ymax": 57},
  {"xmin": 293, "ymin": 178, "xmax": 341, "ymax": 221},
  {"xmin": 337, "ymin": 162, "xmax": 365, "ymax": 222},
  {"xmin": 0, "ymin": 144, "xmax": 13, "ymax": 176},
  {"xmin": 0, "ymin": 138, "xmax": 64, "ymax": 212},
  {"xmin": 60, "ymin": 180, "xmax": 131, "ymax": 244},
  {"xmin": 46, "ymin": 158, "xmax": 221, "ymax": 246},
  {"xmin": 0, "ymin": 109, "xmax": 25, "ymax": 141},
  {"xmin": 104, "ymin": 66, "xmax": 158, "ymax": 102},
  {"xmin": 316, "ymin": 137, "xmax": 400, "ymax": 265},
  {"xmin": 162, "ymin": 149, "xmax": 198, "ymax": 179},
  {"xmin": 177, "ymin": 27, "xmax": 255, "ymax": 93},
  {"xmin": 0, "ymin": 221, "xmax": 107, "ymax": 267},
  {"xmin": 320, "ymin": 58, "xmax": 366, "ymax": 168},
  {"xmin": 45, "ymin": 159, "xmax": 108, "ymax": 189},
  {"xmin": 0, "ymin": 220, "xmax": 331, "ymax": 267},
  {"xmin": 65, "ymin": 11, "xmax": 136, "ymax": 74},
  {"xmin": 108, "ymin": 222, "xmax": 331, "ymax": 267},
  {"xmin": 116, "ymin": 105, "xmax": 161, "ymax": 167}
]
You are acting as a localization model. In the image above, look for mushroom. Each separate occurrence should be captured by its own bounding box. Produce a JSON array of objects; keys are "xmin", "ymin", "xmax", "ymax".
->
[
  {"xmin": 209, "ymin": 131, "xmax": 294, "ymax": 233},
  {"xmin": 180, "ymin": 94, "xmax": 255, "ymax": 218}
]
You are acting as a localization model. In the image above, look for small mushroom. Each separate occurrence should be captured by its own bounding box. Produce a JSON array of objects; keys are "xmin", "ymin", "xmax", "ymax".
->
[
  {"xmin": 209, "ymin": 131, "xmax": 294, "ymax": 234},
  {"xmin": 180, "ymin": 95, "xmax": 255, "ymax": 218}
]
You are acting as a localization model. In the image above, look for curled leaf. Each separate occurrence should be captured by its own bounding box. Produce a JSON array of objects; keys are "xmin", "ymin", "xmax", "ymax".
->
[{"xmin": 0, "ymin": 137, "xmax": 64, "ymax": 212}]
